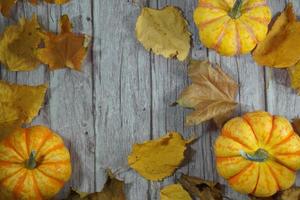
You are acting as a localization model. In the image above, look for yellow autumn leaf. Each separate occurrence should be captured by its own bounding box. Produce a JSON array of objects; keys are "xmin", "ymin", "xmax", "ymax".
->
[
  {"xmin": 128, "ymin": 132, "xmax": 191, "ymax": 181},
  {"xmin": 253, "ymin": 3, "xmax": 300, "ymax": 68},
  {"xmin": 176, "ymin": 60, "xmax": 238, "ymax": 127},
  {"xmin": 0, "ymin": 80, "xmax": 47, "ymax": 139},
  {"xmin": 280, "ymin": 187, "xmax": 300, "ymax": 200},
  {"xmin": 160, "ymin": 184, "xmax": 192, "ymax": 200},
  {"xmin": 0, "ymin": 0, "xmax": 16, "ymax": 17},
  {"xmin": 288, "ymin": 61, "xmax": 300, "ymax": 94},
  {"xmin": 136, "ymin": 6, "xmax": 191, "ymax": 61},
  {"xmin": 64, "ymin": 170, "xmax": 126, "ymax": 200},
  {"xmin": 29, "ymin": 0, "xmax": 70, "ymax": 4},
  {"xmin": 0, "ymin": 15, "xmax": 42, "ymax": 71},
  {"xmin": 37, "ymin": 15, "xmax": 90, "ymax": 71}
]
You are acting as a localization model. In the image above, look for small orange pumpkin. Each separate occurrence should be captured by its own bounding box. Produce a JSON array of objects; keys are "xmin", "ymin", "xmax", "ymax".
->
[
  {"xmin": 0, "ymin": 126, "xmax": 72, "ymax": 200},
  {"xmin": 194, "ymin": 0, "xmax": 272, "ymax": 56},
  {"xmin": 214, "ymin": 111, "xmax": 300, "ymax": 197}
]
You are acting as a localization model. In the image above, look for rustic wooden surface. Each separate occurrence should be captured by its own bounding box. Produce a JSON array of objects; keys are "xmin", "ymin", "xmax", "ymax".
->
[{"xmin": 1, "ymin": 0, "xmax": 300, "ymax": 199}]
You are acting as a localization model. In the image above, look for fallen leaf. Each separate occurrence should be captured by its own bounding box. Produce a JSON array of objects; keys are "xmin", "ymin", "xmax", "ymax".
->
[
  {"xmin": 160, "ymin": 184, "xmax": 192, "ymax": 200},
  {"xmin": 64, "ymin": 170, "xmax": 126, "ymax": 200},
  {"xmin": 248, "ymin": 195, "xmax": 275, "ymax": 200},
  {"xmin": 292, "ymin": 118, "xmax": 300, "ymax": 136},
  {"xmin": 0, "ymin": 80, "xmax": 47, "ymax": 140},
  {"xmin": 253, "ymin": 3, "xmax": 300, "ymax": 68},
  {"xmin": 0, "ymin": 15, "xmax": 42, "ymax": 71},
  {"xmin": 128, "ymin": 132, "xmax": 192, "ymax": 181},
  {"xmin": 280, "ymin": 187, "xmax": 300, "ymax": 200},
  {"xmin": 37, "ymin": 15, "xmax": 90, "ymax": 71},
  {"xmin": 176, "ymin": 60, "xmax": 238, "ymax": 126},
  {"xmin": 0, "ymin": 0, "xmax": 16, "ymax": 17},
  {"xmin": 29, "ymin": 0, "xmax": 70, "ymax": 4},
  {"xmin": 135, "ymin": 6, "xmax": 191, "ymax": 61},
  {"xmin": 179, "ymin": 174, "xmax": 224, "ymax": 200},
  {"xmin": 288, "ymin": 61, "xmax": 300, "ymax": 94}
]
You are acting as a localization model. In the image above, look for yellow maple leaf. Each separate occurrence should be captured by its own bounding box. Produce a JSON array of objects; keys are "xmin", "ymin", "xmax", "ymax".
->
[
  {"xmin": 128, "ymin": 132, "xmax": 192, "ymax": 181},
  {"xmin": 160, "ymin": 184, "xmax": 192, "ymax": 200},
  {"xmin": 253, "ymin": 3, "xmax": 300, "ymax": 68},
  {"xmin": 0, "ymin": 80, "xmax": 47, "ymax": 139},
  {"xmin": 0, "ymin": 0, "xmax": 16, "ymax": 17},
  {"xmin": 29, "ymin": 0, "xmax": 70, "ymax": 4},
  {"xmin": 37, "ymin": 15, "xmax": 90, "ymax": 71},
  {"xmin": 136, "ymin": 6, "xmax": 191, "ymax": 61},
  {"xmin": 0, "ymin": 15, "xmax": 42, "ymax": 71},
  {"xmin": 176, "ymin": 60, "xmax": 238, "ymax": 127}
]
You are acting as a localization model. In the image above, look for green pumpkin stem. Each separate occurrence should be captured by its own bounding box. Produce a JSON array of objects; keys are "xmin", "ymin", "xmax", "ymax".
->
[
  {"xmin": 26, "ymin": 150, "xmax": 37, "ymax": 169},
  {"xmin": 229, "ymin": 0, "xmax": 243, "ymax": 19},
  {"xmin": 240, "ymin": 148, "xmax": 269, "ymax": 162}
]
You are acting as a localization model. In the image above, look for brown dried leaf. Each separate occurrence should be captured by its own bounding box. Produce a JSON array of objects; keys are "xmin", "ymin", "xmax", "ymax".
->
[
  {"xmin": 176, "ymin": 60, "xmax": 238, "ymax": 126},
  {"xmin": 292, "ymin": 118, "xmax": 300, "ymax": 136},
  {"xmin": 280, "ymin": 187, "xmax": 300, "ymax": 200},
  {"xmin": 253, "ymin": 3, "xmax": 300, "ymax": 68},
  {"xmin": 179, "ymin": 174, "xmax": 224, "ymax": 200},
  {"xmin": 0, "ymin": 0, "xmax": 16, "ymax": 17},
  {"xmin": 288, "ymin": 61, "xmax": 300, "ymax": 94}
]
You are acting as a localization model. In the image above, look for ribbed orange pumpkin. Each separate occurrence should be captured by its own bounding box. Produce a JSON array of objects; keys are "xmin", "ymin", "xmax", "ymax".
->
[
  {"xmin": 214, "ymin": 111, "xmax": 300, "ymax": 197},
  {"xmin": 0, "ymin": 126, "xmax": 72, "ymax": 200},
  {"xmin": 194, "ymin": 0, "xmax": 272, "ymax": 56}
]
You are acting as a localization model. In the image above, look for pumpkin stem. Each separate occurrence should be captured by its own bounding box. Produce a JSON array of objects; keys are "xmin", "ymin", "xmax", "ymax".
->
[
  {"xmin": 26, "ymin": 150, "xmax": 37, "ymax": 169},
  {"xmin": 228, "ymin": 0, "xmax": 243, "ymax": 19},
  {"xmin": 240, "ymin": 148, "xmax": 269, "ymax": 162}
]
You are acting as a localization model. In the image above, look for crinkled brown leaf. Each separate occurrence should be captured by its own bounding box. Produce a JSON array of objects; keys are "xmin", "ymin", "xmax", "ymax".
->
[
  {"xmin": 0, "ymin": 80, "xmax": 47, "ymax": 140},
  {"xmin": 0, "ymin": 0, "xmax": 16, "ymax": 17},
  {"xmin": 288, "ymin": 61, "xmax": 300, "ymax": 94},
  {"xmin": 29, "ymin": 0, "xmax": 70, "ymax": 4},
  {"xmin": 292, "ymin": 118, "xmax": 300, "ymax": 136},
  {"xmin": 37, "ymin": 15, "xmax": 90, "ymax": 71},
  {"xmin": 253, "ymin": 3, "xmax": 300, "ymax": 68},
  {"xmin": 160, "ymin": 184, "xmax": 192, "ymax": 200},
  {"xmin": 0, "ymin": 15, "xmax": 42, "ymax": 71},
  {"xmin": 128, "ymin": 132, "xmax": 193, "ymax": 181},
  {"xmin": 179, "ymin": 174, "xmax": 224, "ymax": 200},
  {"xmin": 176, "ymin": 60, "xmax": 238, "ymax": 126},
  {"xmin": 64, "ymin": 171, "xmax": 126, "ymax": 200},
  {"xmin": 136, "ymin": 6, "xmax": 191, "ymax": 61}
]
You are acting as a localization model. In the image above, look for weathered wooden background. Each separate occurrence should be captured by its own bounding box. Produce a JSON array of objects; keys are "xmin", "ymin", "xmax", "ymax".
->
[{"xmin": 1, "ymin": 0, "xmax": 300, "ymax": 199}]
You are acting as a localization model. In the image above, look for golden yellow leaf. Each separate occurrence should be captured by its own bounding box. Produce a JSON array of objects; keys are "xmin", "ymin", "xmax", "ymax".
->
[
  {"xmin": 0, "ymin": 80, "xmax": 47, "ymax": 139},
  {"xmin": 0, "ymin": 15, "xmax": 42, "ymax": 71},
  {"xmin": 288, "ymin": 61, "xmax": 300, "ymax": 94},
  {"xmin": 176, "ymin": 60, "xmax": 238, "ymax": 126},
  {"xmin": 128, "ymin": 132, "xmax": 191, "ymax": 181},
  {"xmin": 136, "ymin": 6, "xmax": 191, "ymax": 61},
  {"xmin": 160, "ymin": 184, "xmax": 192, "ymax": 200},
  {"xmin": 280, "ymin": 187, "xmax": 300, "ymax": 200},
  {"xmin": 0, "ymin": 0, "xmax": 16, "ymax": 17},
  {"xmin": 292, "ymin": 118, "xmax": 300, "ymax": 136},
  {"xmin": 179, "ymin": 174, "xmax": 224, "ymax": 200},
  {"xmin": 29, "ymin": 0, "xmax": 70, "ymax": 4},
  {"xmin": 37, "ymin": 15, "xmax": 90, "ymax": 71},
  {"xmin": 253, "ymin": 3, "xmax": 300, "ymax": 68},
  {"xmin": 64, "ymin": 170, "xmax": 126, "ymax": 200}
]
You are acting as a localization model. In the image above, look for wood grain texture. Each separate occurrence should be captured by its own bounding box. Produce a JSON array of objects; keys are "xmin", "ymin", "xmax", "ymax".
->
[{"xmin": 0, "ymin": 0, "xmax": 300, "ymax": 199}]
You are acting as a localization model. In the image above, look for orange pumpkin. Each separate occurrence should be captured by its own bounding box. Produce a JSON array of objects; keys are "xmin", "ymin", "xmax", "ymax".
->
[
  {"xmin": 214, "ymin": 111, "xmax": 300, "ymax": 197},
  {"xmin": 0, "ymin": 126, "xmax": 72, "ymax": 200},
  {"xmin": 194, "ymin": 0, "xmax": 272, "ymax": 56}
]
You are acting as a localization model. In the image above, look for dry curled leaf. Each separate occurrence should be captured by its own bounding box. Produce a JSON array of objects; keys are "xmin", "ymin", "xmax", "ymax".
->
[
  {"xmin": 0, "ymin": 15, "xmax": 42, "ymax": 71},
  {"xmin": 253, "ymin": 3, "xmax": 300, "ymax": 68},
  {"xmin": 160, "ymin": 184, "xmax": 192, "ymax": 200},
  {"xmin": 176, "ymin": 60, "xmax": 238, "ymax": 127},
  {"xmin": 179, "ymin": 174, "xmax": 224, "ymax": 200},
  {"xmin": 37, "ymin": 15, "xmax": 90, "ymax": 71},
  {"xmin": 0, "ymin": 80, "xmax": 47, "ymax": 140},
  {"xmin": 280, "ymin": 187, "xmax": 300, "ymax": 200},
  {"xmin": 292, "ymin": 118, "xmax": 300, "ymax": 136},
  {"xmin": 128, "ymin": 132, "xmax": 192, "ymax": 181},
  {"xmin": 0, "ymin": 0, "xmax": 16, "ymax": 17},
  {"xmin": 288, "ymin": 61, "xmax": 300, "ymax": 94},
  {"xmin": 136, "ymin": 6, "xmax": 191, "ymax": 61},
  {"xmin": 65, "ymin": 171, "xmax": 126, "ymax": 200},
  {"xmin": 29, "ymin": 0, "xmax": 70, "ymax": 4}
]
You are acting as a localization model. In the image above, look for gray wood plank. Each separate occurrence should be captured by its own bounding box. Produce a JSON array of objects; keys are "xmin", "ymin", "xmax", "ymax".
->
[{"xmin": 92, "ymin": 1, "xmax": 151, "ymax": 199}]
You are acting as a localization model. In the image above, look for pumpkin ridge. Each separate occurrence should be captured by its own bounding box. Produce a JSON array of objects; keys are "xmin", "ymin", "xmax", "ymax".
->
[
  {"xmin": 36, "ymin": 168, "xmax": 65, "ymax": 185},
  {"xmin": 31, "ymin": 172, "xmax": 43, "ymax": 200},
  {"xmin": 3, "ymin": 140, "xmax": 24, "ymax": 160},
  {"xmin": 213, "ymin": 19, "xmax": 231, "ymax": 51},
  {"xmin": 251, "ymin": 164, "xmax": 260, "ymax": 194},
  {"xmin": 228, "ymin": 163, "xmax": 254, "ymax": 182},
  {"xmin": 199, "ymin": 2, "xmax": 225, "ymax": 11},
  {"xmin": 266, "ymin": 164, "xmax": 281, "ymax": 190},
  {"xmin": 38, "ymin": 143, "xmax": 65, "ymax": 159},
  {"xmin": 234, "ymin": 21, "xmax": 241, "ymax": 54},
  {"xmin": 0, "ymin": 168, "xmax": 23, "ymax": 183},
  {"xmin": 12, "ymin": 170, "xmax": 27, "ymax": 199},
  {"xmin": 0, "ymin": 160, "xmax": 22, "ymax": 165},
  {"xmin": 247, "ymin": 16, "xmax": 270, "ymax": 25},
  {"xmin": 39, "ymin": 160, "xmax": 70, "ymax": 165},
  {"xmin": 265, "ymin": 116, "xmax": 275, "ymax": 145},
  {"xmin": 199, "ymin": 15, "xmax": 227, "ymax": 29},
  {"xmin": 276, "ymin": 150, "xmax": 300, "ymax": 156},
  {"xmin": 242, "ymin": 1, "xmax": 267, "ymax": 12},
  {"xmin": 222, "ymin": 130, "xmax": 254, "ymax": 150},
  {"xmin": 35, "ymin": 130, "xmax": 53, "ymax": 155},
  {"xmin": 241, "ymin": 116, "xmax": 259, "ymax": 143},
  {"xmin": 270, "ymin": 131, "xmax": 294, "ymax": 148},
  {"xmin": 239, "ymin": 19, "xmax": 258, "ymax": 43}
]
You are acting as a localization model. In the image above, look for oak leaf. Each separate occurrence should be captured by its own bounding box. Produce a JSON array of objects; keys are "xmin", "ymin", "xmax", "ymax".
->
[
  {"xmin": 253, "ymin": 3, "xmax": 300, "ymax": 68},
  {"xmin": 160, "ymin": 184, "xmax": 192, "ymax": 200},
  {"xmin": 288, "ymin": 61, "xmax": 300, "ymax": 94},
  {"xmin": 0, "ymin": 0, "xmax": 16, "ymax": 17},
  {"xmin": 0, "ymin": 80, "xmax": 47, "ymax": 140},
  {"xmin": 179, "ymin": 174, "xmax": 224, "ymax": 200},
  {"xmin": 136, "ymin": 6, "xmax": 191, "ymax": 61},
  {"xmin": 0, "ymin": 15, "xmax": 42, "ymax": 71},
  {"xmin": 128, "ymin": 132, "xmax": 192, "ymax": 181},
  {"xmin": 176, "ymin": 60, "xmax": 238, "ymax": 127},
  {"xmin": 64, "ymin": 170, "xmax": 126, "ymax": 200},
  {"xmin": 37, "ymin": 15, "xmax": 90, "ymax": 71}
]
